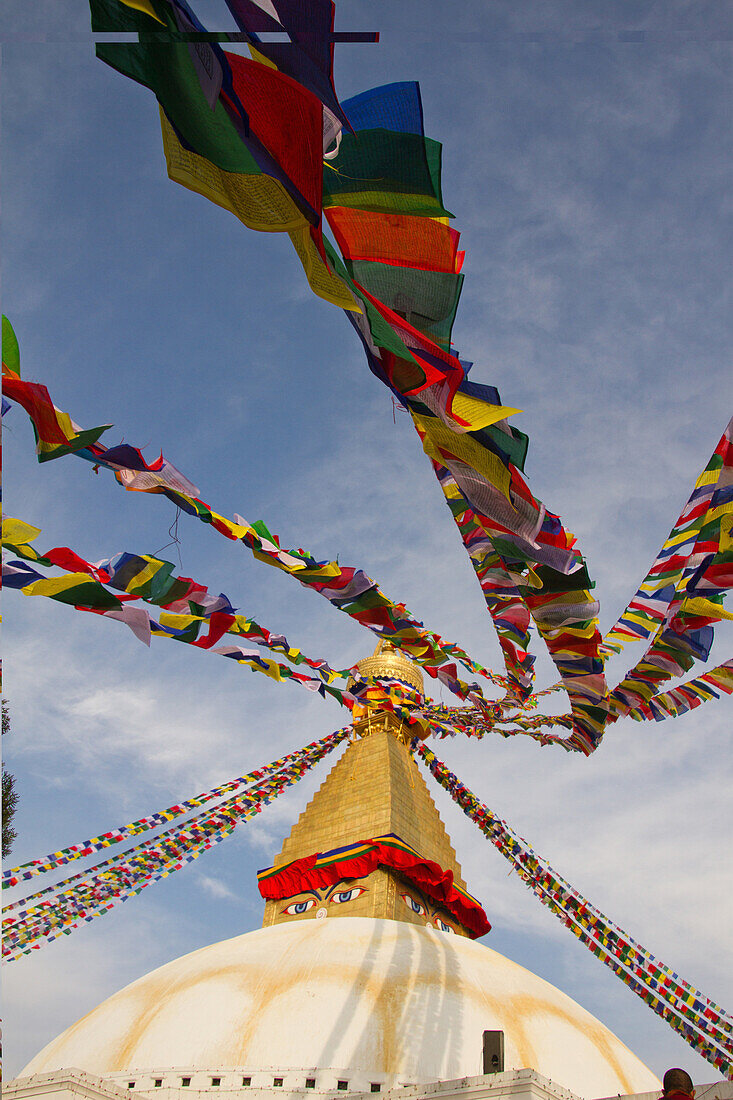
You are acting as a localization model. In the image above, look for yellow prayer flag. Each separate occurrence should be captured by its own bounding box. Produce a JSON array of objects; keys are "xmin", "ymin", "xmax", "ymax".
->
[
  {"xmin": 125, "ymin": 558, "xmax": 167, "ymax": 594},
  {"xmin": 247, "ymin": 45, "xmax": 279, "ymax": 71},
  {"xmin": 694, "ymin": 468, "xmax": 721, "ymax": 489},
  {"xmin": 2, "ymin": 517, "xmax": 41, "ymax": 547},
  {"xmin": 158, "ymin": 612, "xmax": 201, "ymax": 630},
  {"xmin": 681, "ymin": 597, "xmax": 733, "ymax": 622},
  {"xmin": 720, "ymin": 513, "xmax": 733, "ymax": 551},
  {"xmin": 287, "ymin": 225, "xmax": 361, "ymax": 311},
  {"xmin": 160, "ymin": 107, "xmax": 306, "ymax": 233},
  {"xmin": 119, "ymin": 0, "xmax": 165, "ymax": 23},
  {"xmin": 24, "ymin": 574, "xmax": 94, "ymax": 598},
  {"xmin": 413, "ymin": 413, "xmax": 511, "ymax": 500},
  {"xmin": 448, "ymin": 392, "xmax": 520, "ymax": 432}
]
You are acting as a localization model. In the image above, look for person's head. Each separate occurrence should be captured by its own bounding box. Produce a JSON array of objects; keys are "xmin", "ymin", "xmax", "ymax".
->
[{"xmin": 662, "ymin": 1069, "xmax": 694, "ymax": 1097}]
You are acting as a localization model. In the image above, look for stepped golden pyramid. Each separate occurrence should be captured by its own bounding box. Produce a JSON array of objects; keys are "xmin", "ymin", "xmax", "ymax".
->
[{"xmin": 16, "ymin": 645, "xmax": 659, "ymax": 1100}]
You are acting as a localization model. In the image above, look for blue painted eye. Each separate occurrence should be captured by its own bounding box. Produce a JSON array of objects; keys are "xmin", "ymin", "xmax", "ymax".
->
[
  {"xmin": 436, "ymin": 918, "xmax": 454, "ymax": 933},
  {"xmin": 331, "ymin": 887, "xmax": 365, "ymax": 904},
  {"xmin": 400, "ymin": 893, "xmax": 426, "ymax": 917},
  {"xmin": 283, "ymin": 898, "xmax": 317, "ymax": 915}
]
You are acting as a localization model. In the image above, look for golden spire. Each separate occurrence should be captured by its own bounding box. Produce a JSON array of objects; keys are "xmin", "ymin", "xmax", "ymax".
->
[{"xmin": 261, "ymin": 645, "xmax": 476, "ymax": 937}]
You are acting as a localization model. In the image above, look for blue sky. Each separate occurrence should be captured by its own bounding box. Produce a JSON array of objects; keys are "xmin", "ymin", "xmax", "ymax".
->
[{"xmin": 2, "ymin": 0, "xmax": 732, "ymax": 1084}]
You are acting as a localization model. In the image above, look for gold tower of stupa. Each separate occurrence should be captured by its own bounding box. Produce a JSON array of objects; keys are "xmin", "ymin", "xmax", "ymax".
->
[{"xmin": 262, "ymin": 642, "xmax": 473, "ymax": 936}]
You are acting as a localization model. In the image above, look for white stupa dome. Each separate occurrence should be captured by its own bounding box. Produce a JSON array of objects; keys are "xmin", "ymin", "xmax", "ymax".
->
[{"xmin": 21, "ymin": 918, "xmax": 659, "ymax": 1100}]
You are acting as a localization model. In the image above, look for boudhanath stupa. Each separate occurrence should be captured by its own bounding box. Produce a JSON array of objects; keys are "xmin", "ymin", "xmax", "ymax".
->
[{"xmin": 8, "ymin": 646, "xmax": 669, "ymax": 1100}]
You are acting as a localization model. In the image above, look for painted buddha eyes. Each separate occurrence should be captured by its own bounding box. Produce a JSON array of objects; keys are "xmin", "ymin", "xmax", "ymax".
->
[
  {"xmin": 401, "ymin": 893, "xmax": 455, "ymax": 932},
  {"xmin": 283, "ymin": 899, "xmax": 317, "ymax": 915},
  {"xmin": 331, "ymin": 887, "xmax": 365, "ymax": 904},
  {"xmin": 401, "ymin": 893, "xmax": 427, "ymax": 917},
  {"xmin": 282, "ymin": 886, "xmax": 365, "ymax": 914}
]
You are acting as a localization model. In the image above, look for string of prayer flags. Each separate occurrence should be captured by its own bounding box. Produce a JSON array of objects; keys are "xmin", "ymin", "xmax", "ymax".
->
[
  {"xmin": 3, "ymin": 519, "xmax": 461, "ymax": 733},
  {"xmin": 3, "ymin": 517, "xmax": 348, "ymax": 675},
  {"xmin": 4, "ymin": 516, "xmax": 572, "ymax": 745},
  {"xmin": 3, "ymin": 727, "xmax": 352, "ymax": 961},
  {"xmin": 2, "ymin": 369, "xmax": 512, "ymax": 704},
  {"xmin": 3, "ymin": 549, "xmax": 353, "ymax": 705},
  {"xmin": 3, "ymin": 727, "xmax": 352, "ymax": 925},
  {"xmin": 610, "ymin": 426, "xmax": 732, "ymax": 718},
  {"xmin": 319, "ymin": 82, "xmax": 610, "ymax": 752},
  {"xmin": 431, "ymin": 459, "xmax": 538, "ymax": 699},
  {"xmin": 415, "ymin": 741, "xmax": 733, "ymax": 1077},
  {"xmin": 420, "ymin": 703, "xmax": 577, "ymax": 750},
  {"xmin": 624, "ymin": 659, "xmax": 733, "ymax": 722},
  {"xmin": 83, "ymin": 11, "xmax": 652, "ymax": 755},
  {"xmin": 427, "ymin": 457, "xmax": 607, "ymax": 752},
  {"xmin": 606, "ymin": 418, "xmax": 733, "ymax": 648},
  {"xmin": 2, "ymin": 728, "xmax": 351, "ymax": 888}
]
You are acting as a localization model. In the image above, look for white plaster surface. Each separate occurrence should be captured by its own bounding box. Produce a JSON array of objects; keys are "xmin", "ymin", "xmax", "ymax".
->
[{"xmin": 20, "ymin": 919, "xmax": 660, "ymax": 1100}]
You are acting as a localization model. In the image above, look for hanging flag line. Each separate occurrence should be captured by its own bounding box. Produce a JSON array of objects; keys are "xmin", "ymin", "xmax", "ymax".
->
[
  {"xmin": 608, "ymin": 420, "xmax": 733, "ymax": 718},
  {"xmin": 77, "ymin": 4, "xmax": 610, "ymax": 750},
  {"xmin": 3, "ymin": 726, "xmax": 349, "ymax": 921},
  {"xmin": 6, "ymin": 12, "xmax": 732, "ymax": 753},
  {"xmin": 5, "ymin": 492, "xmax": 730, "ymax": 755},
  {"xmin": 605, "ymin": 419, "xmax": 733, "ymax": 651},
  {"xmin": 430, "ymin": 461, "xmax": 537, "ymax": 701},
  {"xmin": 2, "ymin": 518, "xmax": 574, "ymax": 752},
  {"xmin": 415, "ymin": 740, "xmax": 733, "ymax": 1076},
  {"xmin": 2, "ymin": 515, "xmax": 360, "ymax": 676},
  {"xmin": 2, "ymin": 515, "xmax": 510, "ymax": 719},
  {"xmin": 420, "ymin": 701, "xmax": 577, "ymax": 749},
  {"xmin": 82, "ymin": 7, "xmax": 732, "ymax": 755},
  {"xmin": 2, "ymin": 727, "xmax": 351, "ymax": 888},
  {"xmin": 624, "ymin": 658, "xmax": 733, "ymax": 722},
  {"xmin": 3, "ymin": 725, "xmax": 352, "ymax": 961},
  {"xmin": 426, "ymin": 458, "xmax": 604, "ymax": 752},
  {"xmin": 2, "ymin": 551, "xmax": 360, "ymax": 710},
  {"xmin": 316, "ymin": 80, "xmax": 608, "ymax": 751},
  {"xmin": 4, "ymin": 338, "xmax": 730, "ymax": 755},
  {"xmin": 1, "ymin": 357, "xmax": 519, "ymax": 713}
]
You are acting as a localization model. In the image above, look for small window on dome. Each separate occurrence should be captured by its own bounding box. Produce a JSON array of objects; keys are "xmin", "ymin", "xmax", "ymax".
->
[
  {"xmin": 274, "ymin": 1079, "xmax": 284, "ymax": 1088},
  {"xmin": 371, "ymin": 1086, "xmax": 381, "ymax": 1093},
  {"xmin": 306, "ymin": 1080, "xmax": 316, "ymax": 1089},
  {"xmin": 337, "ymin": 1082, "xmax": 348, "ymax": 1091},
  {"xmin": 181, "ymin": 1079, "xmax": 191, "ymax": 1088},
  {"xmin": 154, "ymin": 1081, "xmax": 162, "ymax": 1089},
  {"xmin": 127, "ymin": 1085, "xmax": 135, "ymax": 1091},
  {"xmin": 211, "ymin": 1079, "xmax": 221, "ymax": 1087},
  {"xmin": 243, "ymin": 1079, "xmax": 252, "ymax": 1087}
]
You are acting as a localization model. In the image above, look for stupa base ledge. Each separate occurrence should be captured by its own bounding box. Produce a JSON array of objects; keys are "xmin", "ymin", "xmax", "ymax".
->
[{"xmin": 8, "ymin": 1069, "xmax": 732, "ymax": 1100}]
